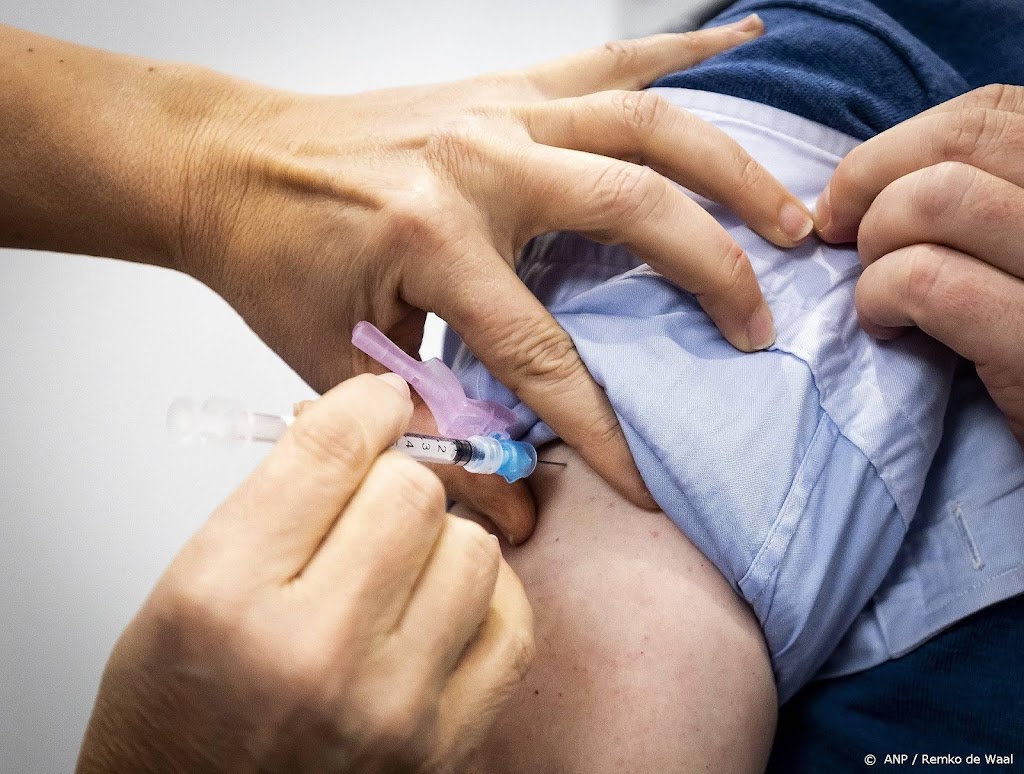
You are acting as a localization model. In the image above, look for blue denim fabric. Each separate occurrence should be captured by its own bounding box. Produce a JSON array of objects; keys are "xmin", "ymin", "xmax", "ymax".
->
[
  {"xmin": 655, "ymin": 0, "xmax": 1024, "ymax": 140},
  {"xmin": 865, "ymin": 0, "xmax": 1024, "ymax": 89}
]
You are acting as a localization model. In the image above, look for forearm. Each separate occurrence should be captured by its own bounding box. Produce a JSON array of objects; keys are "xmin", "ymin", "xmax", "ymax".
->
[{"xmin": 0, "ymin": 24, "xmax": 232, "ymax": 269}]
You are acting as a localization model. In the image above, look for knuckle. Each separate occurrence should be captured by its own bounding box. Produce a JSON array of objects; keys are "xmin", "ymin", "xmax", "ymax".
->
[
  {"xmin": 383, "ymin": 179, "xmax": 453, "ymax": 257},
  {"xmin": 592, "ymin": 163, "xmax": 666, "ymax": 223},
  {"xmin": 908, "ymin": 161, "xmax": 976, "ymax": 224},
  {"xmin": 967, "ymin": 176, "xmax": 1017, "ymax": 223},
  {"xmin": 489, "ymin": 313, "xmax": 583, "ymax": 388},
  {"xmin": 899, "ymin": 244, "xmax": 966, "ymax": 321},
  {"xmin": 706, "ymin": 240, "xmax": 753, "ymax": 297},
  {"xmin": 1001, "ymin": 112, "xmax": 1024, "ymax": 154},
  {"xmin": 614, "ymin": 90, "xmax": 668, "ymax": 137},
  {"xmin": 942, "ymin": 108, "xmax": 1006, "ymax": 163},
  {"xmin": 902, "ymin": 245, "xmax": 944, "ymax": 311},
  {"xmin": 971, "ymin": 83, "xmax": 1009, "ymax": 110},
  {"xmin": 733, "ymin": 154, "xmax": 766, "ymax": 196},
  {"xmin": 423, "ymin": 120, "xmax": 489, "ymax": 173},
  {"xmin": 964, "ymin": 83, "xmax": 1024, "ymax": 112},
  {"xmin": 601, "ymin": 38, "xmax": 642, "ymax": 72},
  {"xmin": 580, "ymin": 409, "xmax": 627, "ymax": 450}
]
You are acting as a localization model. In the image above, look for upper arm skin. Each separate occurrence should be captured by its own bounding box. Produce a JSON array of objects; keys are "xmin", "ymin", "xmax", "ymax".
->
[{"xmin": 453, "ymin": 441, "xmax": 777, "ymax": 774}]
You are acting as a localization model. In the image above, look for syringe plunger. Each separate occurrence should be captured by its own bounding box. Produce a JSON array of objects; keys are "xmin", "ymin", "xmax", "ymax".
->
[{"xmin": 167, "ymin": 397, "xmax": 289, "ymax": 446}]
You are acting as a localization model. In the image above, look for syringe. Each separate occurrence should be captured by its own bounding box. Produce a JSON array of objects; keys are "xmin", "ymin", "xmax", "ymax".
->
[{"xmin": 166, "ymin": 396, "xmax": 538, "ymax": 484}]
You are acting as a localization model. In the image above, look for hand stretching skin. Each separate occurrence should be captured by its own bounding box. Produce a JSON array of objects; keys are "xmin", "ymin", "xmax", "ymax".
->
[
  {"xmin": 0, "ymin": 19, "xmax": 813, "ymax": 512},
  {"xmin": 816, "ymin": 85, "xmax": 1024, "ymax": 442},
  {"xmin": 77, "ymin": 373, "xmax": 534, "ymax": 773}
]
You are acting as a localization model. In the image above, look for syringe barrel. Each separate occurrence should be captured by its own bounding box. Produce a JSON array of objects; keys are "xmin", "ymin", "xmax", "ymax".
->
[{"xmin": 397, "ymin": 433, "xmax": 472, "ymax": 465}]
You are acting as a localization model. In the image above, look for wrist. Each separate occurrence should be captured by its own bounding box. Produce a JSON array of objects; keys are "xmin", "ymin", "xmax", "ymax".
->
[
  {"xmin": 0, "ymin": 26, "xmax": 279, "ymax": 277},
  {"xmin": 156, "ymin": 66, "xmax": 283, "ymax": 284}
]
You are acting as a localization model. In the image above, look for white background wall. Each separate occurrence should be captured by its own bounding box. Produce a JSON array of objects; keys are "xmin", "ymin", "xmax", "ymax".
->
[
  {"xmin": 0, "ymin": 2, "xmax": 621, "ymax": 770},
  {"xmin": 0, "ymin": 1, "xmax": 716, "ymax": 770}
]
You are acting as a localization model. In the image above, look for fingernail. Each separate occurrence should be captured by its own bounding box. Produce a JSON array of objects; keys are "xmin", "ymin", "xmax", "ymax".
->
[
  {"xmin": 377, "ymin": 372, "xmax": 411, "ymax": 399},
  {"xmin": 780, "ymin": 202, "xmax": 814, "ymax": 243},
  {"xmin": 745, "ymin": 301, "xmax": 776, "ymax": 351},
  {"xmin": 723, "ymin": 13, "xmax": 762, "ymax": 33},
  {"xmin": 814, "ymin": 184, "xmax": 833, "ymax": 236}
]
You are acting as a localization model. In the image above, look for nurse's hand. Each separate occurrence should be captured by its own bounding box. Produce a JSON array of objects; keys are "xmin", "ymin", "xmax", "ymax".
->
[
  {"xmin": 816, "ymin": 85, "xmax": 1024, "ymax": 443},
  {"xmin": 77, "ymin": 374, "xmax": 533, "ymax": 773},
  {"xmin": 175, "ymin": 15, "xmax": 811, "ymax": 511}
]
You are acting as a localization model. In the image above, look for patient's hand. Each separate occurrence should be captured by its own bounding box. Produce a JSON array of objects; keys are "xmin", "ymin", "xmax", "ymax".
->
[
  {"xmin": 817, "ymin": 84, "xmax": 1024, "ymax": 443},
  {"xmin": 171, "ymin": 15, "xmax": 813, "ymax": 512}
]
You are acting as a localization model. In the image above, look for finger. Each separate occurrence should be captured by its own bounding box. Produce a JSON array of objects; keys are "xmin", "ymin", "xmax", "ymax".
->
[
  {"xmin": 920, "ymin": 83, "xmax": 1024, "ymax": 118},
  {"xmin": 856, "ymin": 243, "xmax": 1024, "ymax": 368},
  {"xmin": 524, "ymin": 15, "xmax": 764, "ymax": 99},
  {"xmin": 520, "ymin": 90, "xmax": 813, "ymax": 246},
  {"xmin": 518, "ymin": 144, "xmax": 776, "ymax": 352},
  {"xmin": 207, "ymin": 373, "xmax": 413, "ymax": 579},
  {"xmin": 427, "ymin": 561, "xmax": 534, "ymax": 769},
  {"xmin": 397, "ymin": 516, "xmax": 502, "ymax": 684},
  {"xmin": 408, "ymin": 399, "xmax": 537, "ymax": 546},
  {"xmin": 857, "ymin": 162, "xmax": 1024, "ymax": 278},
  {"xmin": 298, "ymin": 451, "xmax": 447, "ymax": 631},
  {"xmin": 432, "ymin": 463, "xmax": 537, "ymax": 546},
  {"xmin": 855, "ymin": 243, "xmax": 1024, "ymax": 442},
  {"xmin": 817, "ymin": 106, "xmax": 1024, "ymax": 243},
  {"xmin": 407, "ymin": 243, "xmax": 658, "ymax": 510}
]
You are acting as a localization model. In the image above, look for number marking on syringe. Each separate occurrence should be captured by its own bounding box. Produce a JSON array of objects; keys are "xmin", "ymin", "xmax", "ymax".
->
[{"xmin": 396, "ymin": 433, "xmax": 471, "ymax": 466}]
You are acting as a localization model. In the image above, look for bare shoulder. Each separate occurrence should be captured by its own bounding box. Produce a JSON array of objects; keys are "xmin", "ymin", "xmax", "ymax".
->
[{"xmin": 453, "ymin": 442, "xmax": 777, "ymax": 774}]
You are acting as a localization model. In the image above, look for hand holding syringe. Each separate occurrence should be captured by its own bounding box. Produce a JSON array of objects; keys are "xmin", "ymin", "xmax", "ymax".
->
[{"xmin": 167, "ymin": 395, "xmax": 538, "ymax": 484}]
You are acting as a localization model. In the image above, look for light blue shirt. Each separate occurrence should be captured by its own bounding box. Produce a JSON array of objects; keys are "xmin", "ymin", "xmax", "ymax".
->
[{"xmin": 444, "ymin": 90, "xmax": 1024, "ymax": 702}]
